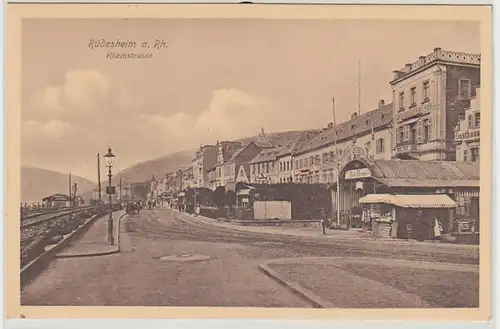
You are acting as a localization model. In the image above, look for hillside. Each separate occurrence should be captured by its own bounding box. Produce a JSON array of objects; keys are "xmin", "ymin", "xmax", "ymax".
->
[
  {"xmin": 21, "ymin": 166, "xmax": 96, "ymax": 203},
  {"xmin": 113, "ymin": 149, "xmax": 195, "ymax": 184},
  {"xmin": 112, "ymin": 130, "xmax": 320, "ymax": 184}
]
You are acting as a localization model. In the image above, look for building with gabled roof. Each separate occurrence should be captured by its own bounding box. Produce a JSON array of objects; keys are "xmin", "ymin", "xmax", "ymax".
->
[{"xmin": 292, "ymin": 100, "xmax": 393, "ymax": 184}]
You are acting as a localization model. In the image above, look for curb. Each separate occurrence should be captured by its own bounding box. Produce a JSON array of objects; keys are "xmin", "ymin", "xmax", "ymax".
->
[
  {"xmin": 258, "ymin": 262, "xmax": 335, "ymax": 308},
  {"xmin": 21, "ymin": 212, "xmax": 102, "ymax": 286},
  {"xmin": 55, "ymin": 211, "xmax": 124, "ymax": 258}
]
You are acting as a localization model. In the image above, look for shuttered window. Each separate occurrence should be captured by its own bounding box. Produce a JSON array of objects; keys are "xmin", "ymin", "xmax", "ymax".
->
[
  {"xmin": 416, "ymin": 119, "xmax": 422, "ymax": 144},
  {"xmin": 376, "ymin": 138, "xmax": 385, "ymax": 153},
  {"xmin": 396, "ymin": 127, "xmax": 402, "ymax": 145}
]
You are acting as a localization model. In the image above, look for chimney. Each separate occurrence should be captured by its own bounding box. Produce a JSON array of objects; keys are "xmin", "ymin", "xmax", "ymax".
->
[
  {"xmin": 378, "ymin": 99, "xmax": 385, "ymax": 108},
  {"xmin": 433, "ymin": 47, "xmax": 442, "ymax": 52},
  {"xmin": 351, "ymin": 112, "xmax": 358, "ymax": 120},
  {"xmin": 327, "ymin": 122, "xmax": 333, "ymax": 128},
  {"xmin": 405, "ymin": 63, "xmax": 412, "ymax": 73}
]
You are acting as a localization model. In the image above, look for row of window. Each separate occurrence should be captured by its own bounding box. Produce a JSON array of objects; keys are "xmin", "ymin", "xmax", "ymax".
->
[
  {"xmin": 252, "ymin": 161, "xmax": 275, "ymax": 175},
  {"xmin": 398, "ymin": 80, "xmax": 430, "ymax": 110},
  {"xmin": 279, "ymin": 161, "xmax": 292, "ymax": 172},
  {"xmin": 467, "ymin": 112, "xmax": 481, "ymax": 129},
  {"xmin": 396, "ymin": 119, "xmax": 432, "ymax": 145},
  {"xmin": 279, "ymin": 177, "xmax": 293, "ymax": 183},
  {"xmin": 398, "ymin": 78, "xmax": 473, "ymax": 110},
  {"xmin": 463, "ymin": 147, "xmax": 480, "ymax": 162}
]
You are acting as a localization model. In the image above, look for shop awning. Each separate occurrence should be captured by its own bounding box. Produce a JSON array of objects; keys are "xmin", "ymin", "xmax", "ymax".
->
[
  {"xmin": 237, "ymin": 189, "xmax": 252, "ymax": 196},
  {"xmin": 359, "ymin": 194, "xmax": 457, "ymax": 209}
]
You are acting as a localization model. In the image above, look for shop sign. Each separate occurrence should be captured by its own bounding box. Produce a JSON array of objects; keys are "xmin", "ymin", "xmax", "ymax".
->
[
  {"xmin": 242, "ymin": 197, "xmax": 249, "ymax": 202},
  {"xmin": 345, "ymin": 168, "xmax": 371, "ymax": 180},
  {"xmin": 458, "ymin": 221, "xmax": 472, "ymax": 233},
  {"xmin": 456, "ymin": 129, "xmax": 480, "ymax": 141}
]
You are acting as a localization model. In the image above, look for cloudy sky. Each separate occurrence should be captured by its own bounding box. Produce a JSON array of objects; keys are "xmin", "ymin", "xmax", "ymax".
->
[{"xmin": 21, "ymin": 18, "xmax": 480, "ymax": 180}]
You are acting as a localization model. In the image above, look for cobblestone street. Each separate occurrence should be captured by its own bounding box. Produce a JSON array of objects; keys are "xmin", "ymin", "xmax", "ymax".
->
[{"xmin": 21, "ymin": 208, "xmax": 479, "ymax": 307}]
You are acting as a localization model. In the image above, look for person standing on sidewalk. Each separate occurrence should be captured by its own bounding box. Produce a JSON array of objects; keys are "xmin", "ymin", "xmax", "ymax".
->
[{"xmin": 320, "ymin": 219, "xmax": 326, "ymax": 235}]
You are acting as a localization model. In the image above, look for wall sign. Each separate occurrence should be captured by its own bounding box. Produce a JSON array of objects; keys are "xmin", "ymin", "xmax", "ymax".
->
[
  {"xmin": 456, "ymin": 129, "xmax": 480, "ymax": 141},
  {"xmin": 345, "ymin": 168, "xmax": 372, "ymax": 180}
]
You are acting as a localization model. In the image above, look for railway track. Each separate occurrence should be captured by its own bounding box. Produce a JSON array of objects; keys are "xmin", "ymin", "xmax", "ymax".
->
[
  {"xmin": 21, "ymin": 206, "xmax": 95, "ymax": 228},
  {"xmin": 20, "ymin": 206, "xmax": 97, "ymax": 248}
]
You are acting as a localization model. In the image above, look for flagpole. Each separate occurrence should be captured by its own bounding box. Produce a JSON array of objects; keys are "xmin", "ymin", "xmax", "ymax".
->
[
  {"xmin": 358, "ymin": 60, "xmax": 361, "ymax": 115},
  {"xmin": 333, "ymin": 97, "xmax": 340, "ymax": 227}
]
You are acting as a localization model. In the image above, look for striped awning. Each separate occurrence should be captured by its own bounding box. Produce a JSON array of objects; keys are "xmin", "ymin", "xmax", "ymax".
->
[{"xmin": 359, "ymin": 194, "xmax": 457, "ymax": 209}]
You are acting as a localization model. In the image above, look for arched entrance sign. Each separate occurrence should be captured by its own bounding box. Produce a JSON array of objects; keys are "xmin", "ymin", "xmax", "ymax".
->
[{"xmin": 337, "ymin": 145, "xmax": 375, "ymax": 177}]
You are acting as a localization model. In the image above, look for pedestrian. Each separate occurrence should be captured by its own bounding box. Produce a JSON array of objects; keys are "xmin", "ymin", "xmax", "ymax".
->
[
  {"xmin": 195, "ymin": 205, "xmax": 201, "ymax": 217},
  {"xmin": 320, "ymin": 219, "xmax": 326, "ymax": 235}
]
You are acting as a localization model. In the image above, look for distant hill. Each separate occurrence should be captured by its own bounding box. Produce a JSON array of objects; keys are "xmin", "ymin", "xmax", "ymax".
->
[
  {"xmin": 113, "ymin": 149, "xmax": 195, "ymax": 185},
  {"xmin": 112, "ymin": 130, "xmax": 320, "ymax": 185},
  {"xmin": 21, "ymin": 166, "xmax": 96, "ymax": 203}
]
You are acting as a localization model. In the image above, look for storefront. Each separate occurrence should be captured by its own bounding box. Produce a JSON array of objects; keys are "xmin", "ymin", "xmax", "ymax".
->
[
  {"xmin": 331, "ymin": 154, "xmax": 480, "ymax": 234},
  {"xmin": 358, "ymin": 193, "xmax": 457, "ymax": 239}
]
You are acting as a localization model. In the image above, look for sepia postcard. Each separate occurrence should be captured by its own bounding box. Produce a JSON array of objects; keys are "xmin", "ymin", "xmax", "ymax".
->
[{"xmin": 5, "ymin": 3, "xmax": 493, "ymax": 322}]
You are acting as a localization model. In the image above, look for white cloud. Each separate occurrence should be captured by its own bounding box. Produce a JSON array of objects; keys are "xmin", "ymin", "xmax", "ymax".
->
[
  {"xmin": 23, "ymin": 119, "xmax": 72, "ymax": 140},
  {"xmin": 134, "ymin": 88, "xmax": 280, "ymax": 150},
  {"xmin": 29, "ymin": 86, "xmax": 64, "ymax": 114}
]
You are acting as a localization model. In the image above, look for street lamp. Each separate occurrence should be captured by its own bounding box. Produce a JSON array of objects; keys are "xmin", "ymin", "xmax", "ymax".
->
[{"xmin": 103, "ymin": 147, "xmax": 116, "ymax": 245}]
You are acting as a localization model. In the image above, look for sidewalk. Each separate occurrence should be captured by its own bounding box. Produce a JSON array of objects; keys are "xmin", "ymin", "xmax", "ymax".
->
[
  {"xmin": 56, "ymin": 210, "xmax": 125, "ymax": 258},
  {"xmin": 175, "ymin": 210, "xmax": 479, "ymax": 251}
]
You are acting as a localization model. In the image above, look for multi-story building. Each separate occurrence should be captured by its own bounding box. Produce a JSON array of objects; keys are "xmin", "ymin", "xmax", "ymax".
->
[
  {"xmin": 275, "ymin": 131, "xmax": 321, "ymax": 183},
  {"xmin": 455, "ymin": 87, "xmax": 480, "ymax": 162},
  {"xmin": 191, "ymin": 144, "xmax": 217, "ymax": 189},
  {"xmin": 214, "ymin": 141, "xmax": 243, "ymax": 188},
  {"xmin": 248, "ymin": 146, "xmax": 285, "ymax": 184},
  {"xmin": 165, "ymin": 170, "xmax": 182, "ymax": 195},
  {"xmin": 390, "ymin": 48, "xmax": 480, "ymax": 161},
  {"xmin": 181, "ymin": 166, "xmax": 195, "ymax": 190},
  {"xmin": 219, "ymin": 141, "xmax": 263, "ymax": 188},
  {"xmin": 293, "ymin": 101, "xmax": 393, "ymax": 184}
]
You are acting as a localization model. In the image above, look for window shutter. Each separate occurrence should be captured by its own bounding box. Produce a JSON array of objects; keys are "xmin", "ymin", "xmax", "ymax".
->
[
  {"xmin": 416, "ymin": 119, "xmax": 422, "ymax": 144},
  {"xmin": 396, "ymin": 127, "xmax": 401, "ymax": 145}
]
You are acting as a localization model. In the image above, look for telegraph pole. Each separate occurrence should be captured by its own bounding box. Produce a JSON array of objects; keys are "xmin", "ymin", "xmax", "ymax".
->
[
  {"xmin": 97, "ymin": 153, "xmax": 102, "ymax": 204},
  {"xmin": 333, "ymin": 97, "xmax": 341, "ymax": 227},
  {"xmin": 69, "ymin": 173, "xmax": 72, "ymax": 207},
  {"xmin": 119, "ymin": 177, "xmax": 123, "ymax": 203}
]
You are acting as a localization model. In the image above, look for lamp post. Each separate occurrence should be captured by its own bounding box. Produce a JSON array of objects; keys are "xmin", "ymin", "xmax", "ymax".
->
[{"xmin": 103, "ymin": 147, "xmax": 116, "ymax": 245}]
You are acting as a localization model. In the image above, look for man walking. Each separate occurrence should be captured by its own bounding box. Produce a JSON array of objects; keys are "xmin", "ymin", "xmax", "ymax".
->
[{"xmin": 320, "ymin": 219, "xmax": 327, "ymax": 235}]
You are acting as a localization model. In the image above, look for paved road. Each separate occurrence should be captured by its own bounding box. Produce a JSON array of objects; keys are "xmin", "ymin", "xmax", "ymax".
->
[{"xmin": 21, "ymin": 208, "xmax": 479, "ymax": 307}]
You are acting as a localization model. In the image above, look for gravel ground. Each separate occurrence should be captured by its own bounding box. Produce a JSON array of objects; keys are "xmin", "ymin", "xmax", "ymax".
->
[
  {"xmin": 21, "ymin": 209, "xmax": 480, "ymax": 307},
  {"xmin": 21, "ymin": 226, "xmax": 310, "ymax": 307},
  {"xmin": 269, "ymin": 262, "xmax": 479, "ymax": 308}
]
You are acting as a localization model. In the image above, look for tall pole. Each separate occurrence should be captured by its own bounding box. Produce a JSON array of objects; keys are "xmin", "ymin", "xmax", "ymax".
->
[
  {"xmin": 358, "ymin": 60, "xmax": 361, "ymax": 115},
  {"xmin": 69, "ymin": 173, "xmax": 72, "ymax": 208},
  {"xmin": 333, "ymin": 97, "xmax": 341, "ymax": 227},
  {"xmin": 108, "ymin": 165, "xmax": 114, "ymax": 245},
  {"xmin": 119, "ymin": 177, "xmax": 123, "ymax": 203},
  {"xmin": 97, "ymin": 153, "xmax": 102, "ymax": 204}
]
